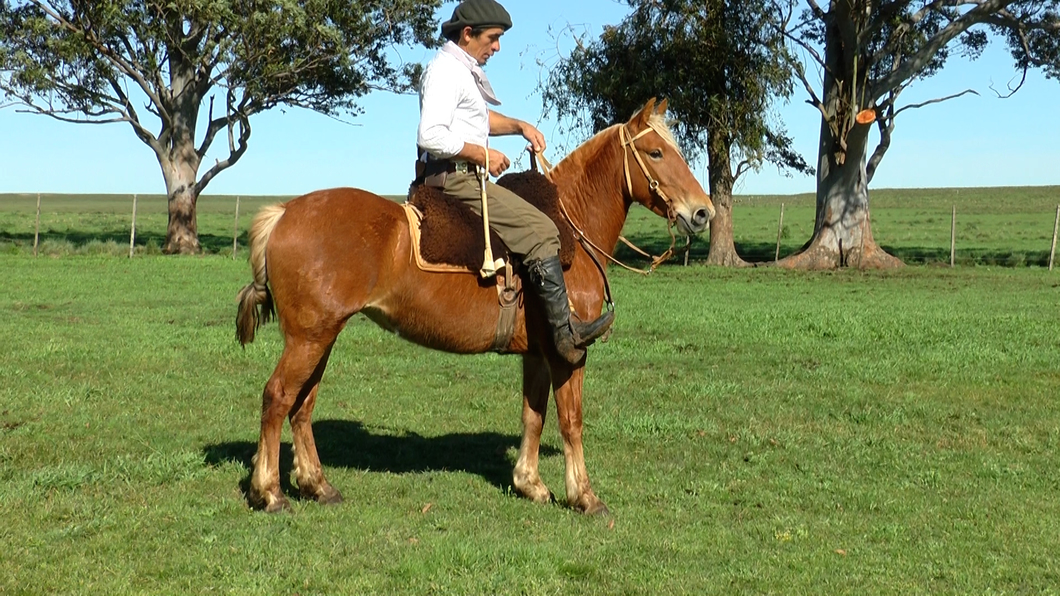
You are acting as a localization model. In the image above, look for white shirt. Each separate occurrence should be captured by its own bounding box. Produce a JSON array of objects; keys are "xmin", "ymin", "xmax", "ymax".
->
[{"xmin": 417, "ymin": 47, "xmax": 489, "ymax": 159}]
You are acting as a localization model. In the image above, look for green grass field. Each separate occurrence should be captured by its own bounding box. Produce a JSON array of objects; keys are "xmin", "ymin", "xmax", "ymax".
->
[{"xmin": 1, "ymin": 188, "xmax": 1060, "ymax": 593}]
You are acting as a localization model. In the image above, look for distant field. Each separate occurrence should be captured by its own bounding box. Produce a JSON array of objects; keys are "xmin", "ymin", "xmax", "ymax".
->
[
  {"xmin": 725, "ymin": 186, "xmax": 1060, "ymax": 266},
  {"xmin": 2, "ymin": 186, "xmax": 1058, "ymax": 265}
]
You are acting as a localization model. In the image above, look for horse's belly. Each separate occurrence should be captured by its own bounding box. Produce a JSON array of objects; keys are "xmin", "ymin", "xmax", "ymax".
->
[{"xmin": 362, "ymin": 279, "xmax": 526, "ymax": 354}]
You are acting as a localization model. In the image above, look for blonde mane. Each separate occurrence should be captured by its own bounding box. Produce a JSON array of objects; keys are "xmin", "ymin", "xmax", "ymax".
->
[
  {"xmin": 553, "ymin": 110, "xmax": 684, "ymax": 178},
  {"xmin": 645, "ymin": 113, "xmax": 682, "ymax": 157}
]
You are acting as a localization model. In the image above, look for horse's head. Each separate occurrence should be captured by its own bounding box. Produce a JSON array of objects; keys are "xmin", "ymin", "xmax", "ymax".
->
[{"xmin": 620, "ymin": 98, "xmax": 715, "ymax": 235}]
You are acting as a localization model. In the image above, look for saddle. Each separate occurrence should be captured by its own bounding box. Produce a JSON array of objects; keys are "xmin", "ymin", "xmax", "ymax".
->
[
  {"xmin": 404, "ymin": 169, "xmax": 575, "ymax": 273},
  {"xmin": 401, "ymin": 170, "xmax": 577, "ymax": 354}
]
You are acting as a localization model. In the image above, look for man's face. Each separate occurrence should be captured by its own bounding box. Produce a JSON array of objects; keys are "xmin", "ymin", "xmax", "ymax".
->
[{"xmin": 461, "ymin": 27, "xmax": 505, "ymax": 65}]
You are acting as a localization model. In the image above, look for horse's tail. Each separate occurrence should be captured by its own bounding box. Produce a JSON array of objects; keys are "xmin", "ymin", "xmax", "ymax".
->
[{"xmin": 236, "ymin": 203, "xmax": 286, "ymax": 346}]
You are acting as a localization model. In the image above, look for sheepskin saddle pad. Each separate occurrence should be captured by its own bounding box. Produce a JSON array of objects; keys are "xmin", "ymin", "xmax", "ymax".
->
[{"xmin": 406, "ymin": 170, "xmax": 575, "ymax": 272}]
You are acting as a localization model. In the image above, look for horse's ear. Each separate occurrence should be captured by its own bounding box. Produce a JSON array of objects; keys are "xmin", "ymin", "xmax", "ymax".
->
[
  {"xmin": 655, "ymin": 98, "xmax": 668, "ymax": 116},
  {"xmin": 634, "ymin": 97, "xmax": 657, "ymax": 126}
]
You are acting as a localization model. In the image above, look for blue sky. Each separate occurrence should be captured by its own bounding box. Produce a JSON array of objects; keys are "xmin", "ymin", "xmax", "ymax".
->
[{"xmin": 1, "ymin": 0, "xmax": 1058, "ymax": 197}]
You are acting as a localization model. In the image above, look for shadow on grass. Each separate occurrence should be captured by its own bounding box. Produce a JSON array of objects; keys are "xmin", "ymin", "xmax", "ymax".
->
[
  {"xmin": 0, "ymin": 230, "xmax": 247, "ymax": 254},
  {"xmin": 203, "ymin": 419, "xmax": 560, "ymax": 506},
  {"xmin": 616, "ymin": 233, "xmax": 1053, "ymax": 268},
  {"xmin": 8, "ymin": 226, "xmax": 1051, "ymax": 266}
]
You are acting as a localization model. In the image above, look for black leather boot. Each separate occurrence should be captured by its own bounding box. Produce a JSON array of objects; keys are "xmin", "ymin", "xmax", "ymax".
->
[{"xmin": 526, "ymin": 256, "xmax": 614, "ymax": 364}]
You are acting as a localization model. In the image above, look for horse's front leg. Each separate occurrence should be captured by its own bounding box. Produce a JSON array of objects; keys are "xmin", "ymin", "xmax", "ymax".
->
[
  {"xmin": 513, "ymin": 354, "xmax": 553, "ymax": 503},
  {"xmin": 550, "ymin": 359, "xmax": 609, "ymax": 515}
]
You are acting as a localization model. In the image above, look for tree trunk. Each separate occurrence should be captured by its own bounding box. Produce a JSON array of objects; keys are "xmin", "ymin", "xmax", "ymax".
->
[
  {"xmin": 778, "ymin": 0, "xmax": 900, "ymax": 270},
  {"xmin": 778, "ymin": 116, "xmax": 900, "ymax": 270},
  {"xmin": 160, "ymin": 58, "xmax": 204, "ymax": 255},
  {"xmin": 704, "ymin": 127, "xmax": 749, "ymax": 267},
  {"xmin": 162, "ymin": 158, "xmax": 201, "ymax": 254},
  {"xmin": 778, "ymin": 157, "xmax": 900, "ymax": 269}
]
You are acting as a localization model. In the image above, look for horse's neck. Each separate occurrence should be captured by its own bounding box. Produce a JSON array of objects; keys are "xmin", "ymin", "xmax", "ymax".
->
[{"xmin": 551, "ymin": 127, "xmax": 629, "ymax": 257}]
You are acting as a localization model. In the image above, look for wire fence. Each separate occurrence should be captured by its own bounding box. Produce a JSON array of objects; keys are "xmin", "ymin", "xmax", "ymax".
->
[{"xmin": 1, "ymin": 189, "xmax": 1058, "ymax": 269}]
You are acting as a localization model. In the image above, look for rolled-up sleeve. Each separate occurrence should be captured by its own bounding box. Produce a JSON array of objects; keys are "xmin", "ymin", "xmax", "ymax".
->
[{"xmin": 417, "ymin": 62, "xmax": 465, "ymax": 158}]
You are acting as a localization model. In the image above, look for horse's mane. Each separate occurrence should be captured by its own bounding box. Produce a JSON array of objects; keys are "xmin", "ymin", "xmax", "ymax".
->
[
  {"xmin": 556, "ymin": 111, "xmax": 681, "ymax": 169},
  {"xmin": 551, "ymin": 112, "xmax": 682, "ymax": 215},
  {"xmin": 644, "ymin": 113, "xmax": 682, "ymax": 157}
]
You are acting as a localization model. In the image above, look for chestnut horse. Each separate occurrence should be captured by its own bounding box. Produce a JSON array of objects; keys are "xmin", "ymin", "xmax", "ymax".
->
[{"xmin": 235, "ymin": 98, "xmax": 715, "ymax": 514}]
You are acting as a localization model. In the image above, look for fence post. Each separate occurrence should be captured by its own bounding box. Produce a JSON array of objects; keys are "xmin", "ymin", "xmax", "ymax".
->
[
  {"xmin": 129, "ymin": 194, "xmax": 138, "ymax": 258},
  {"xmin": 1050, "ymin": 204, "xmax": 1059, "ymax": 272},
  {"xmin": 775, "ymin": 203, "xmax": 785, "ymax": 261},
  {"xmin": 950, "ymin": 205, "xmax": 956, "ymax": 268},
  {"xmin": 232, "ymin": 195, "xmax": 241, "ymax": 259},
  {"xmin": 33, "ymin": 193, "xmax": 41, "ymax": 257}
]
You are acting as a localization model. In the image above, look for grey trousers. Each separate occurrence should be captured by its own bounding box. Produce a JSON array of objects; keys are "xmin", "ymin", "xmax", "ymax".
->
[{"xmin": 441, "ymin": 171, "xmax": 560, "ymax": 263}]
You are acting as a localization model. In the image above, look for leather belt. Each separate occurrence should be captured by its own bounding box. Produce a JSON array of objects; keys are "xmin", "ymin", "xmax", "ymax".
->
[
  {"xmin": 444, "ymin": 160, "xmax": 472, "ymax": 174},
  {"xmin": 414, "ymin": 152, "xmax": 475, "ymax": 188}
]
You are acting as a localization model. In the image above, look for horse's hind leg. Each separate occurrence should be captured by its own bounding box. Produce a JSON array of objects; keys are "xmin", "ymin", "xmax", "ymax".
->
[
  {"xmin": 249, "ymin": 335, "xmax": 335, "ymax": 512},
  {"xmin": 289, "ymin": 343, "xmax": 342, "ymax": 505},
  {"xmin": 513, "ymin": 354, "xmax": 553, "ymax": 503}
]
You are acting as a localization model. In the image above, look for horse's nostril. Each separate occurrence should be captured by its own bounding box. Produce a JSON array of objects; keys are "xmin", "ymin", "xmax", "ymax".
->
[{"xmin": 693, "ymin": 208, "xmax": 710, "ymax": 225}]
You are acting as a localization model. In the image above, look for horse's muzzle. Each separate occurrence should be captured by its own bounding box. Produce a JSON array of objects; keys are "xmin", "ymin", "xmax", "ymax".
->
[{"xmin": 676, "ymin": 205, "xmax": 713, "ymax": 235}]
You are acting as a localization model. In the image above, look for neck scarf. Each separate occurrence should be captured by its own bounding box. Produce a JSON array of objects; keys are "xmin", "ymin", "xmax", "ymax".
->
[{"xmin": 440, "ymin": 41, "xmax": 501, "ymax": 106}]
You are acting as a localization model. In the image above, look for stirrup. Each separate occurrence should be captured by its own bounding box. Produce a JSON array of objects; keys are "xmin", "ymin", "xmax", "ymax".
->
[{"xmin": 571, "ymin": 310, "xmax": 614, "ymax": 348}]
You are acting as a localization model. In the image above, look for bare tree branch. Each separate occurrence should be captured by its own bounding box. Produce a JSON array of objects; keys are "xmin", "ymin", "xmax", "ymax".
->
[
  {"xmin": 870, "ymin": 0, "xmax": 1014, "ymax": 100},
  {"xmin": 893, "ymin": 87, "xmax": 980, "ymax": 116},
  {"xmin": 106, "ymin": 76, "xmax": 164, "ymax": 153},
  {"xmin": 14, "ymin": 105, "xmax": 125, "ymax": 124},
  {"xmin": 734, "ymin": 158, "xmax": 753, "ymax": 181},
  {"xmin": 30, "ymin": 0, "xmax": 170, "ymax": 119},
  {"xmin": 988, "ymin": 67, "xmax": 1029, "ymax": 98},
  {"xmin": 194, "ymin": 112, "xmax": 251, "ymax": 195},
  {"xmin": 788, "ymin": 53, "xmax": 829, "ymax": 121},
  {"xmin": 804, "ymin": 0, "xmax": 828, "ymax": 21}
]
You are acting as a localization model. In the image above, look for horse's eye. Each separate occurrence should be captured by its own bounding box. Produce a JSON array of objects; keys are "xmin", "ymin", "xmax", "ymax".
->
[{"xmin": 649, "ymin": 149, "xmax": 663, "ymax": 159}]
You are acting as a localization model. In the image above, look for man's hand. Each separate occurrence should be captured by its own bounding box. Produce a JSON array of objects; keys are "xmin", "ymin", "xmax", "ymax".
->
[
  {"xmin": 520, "ymin": 122, "xmax": 546, "ymax": 154},
  {"xmin": 457, "ymin": 142, "xmax": 509, "ymax": 177},
  {"xmin": 486, "ymin": 147, "xmax": 510, "ymax": 177}
]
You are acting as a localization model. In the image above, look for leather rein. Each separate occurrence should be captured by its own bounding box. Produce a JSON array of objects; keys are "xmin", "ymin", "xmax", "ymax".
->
[{"xmin": 532, "ymin": 123, "xmax": 688, "ymax": 310}]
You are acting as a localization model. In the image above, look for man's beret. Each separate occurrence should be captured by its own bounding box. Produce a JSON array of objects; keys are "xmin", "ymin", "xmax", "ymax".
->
[{"xmin": 441, "ymin": 0, "xmax": 512, "ymax": 37}]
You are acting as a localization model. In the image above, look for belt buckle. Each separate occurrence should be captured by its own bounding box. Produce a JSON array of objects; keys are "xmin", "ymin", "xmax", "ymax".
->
[{"xmin": 455, "ymin": 161, "xmax": 469, "ymax": 174}]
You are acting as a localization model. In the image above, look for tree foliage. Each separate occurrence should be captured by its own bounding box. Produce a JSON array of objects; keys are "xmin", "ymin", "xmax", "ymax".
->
[
  {"xmin": 787, "ymin": 0, "xmax": 1060, "ymax": 184},
  {"xmin": 539, "ymin": 0, "xmax": 811, "ymax": 266},
  {"xmin": 541, "ymin": 0, "xmax": 810, "ymax": 178},
  {"xmin": 775, "ymin": 0, "xmax": 1059, "ymax": 270},
  {"xmin": 0, "ymin": 0, "xmax": 441, "ymax": 252}
]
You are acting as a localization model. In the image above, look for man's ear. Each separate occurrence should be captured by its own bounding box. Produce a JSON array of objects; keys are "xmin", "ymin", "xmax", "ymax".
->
[{"xmin": 461, "ymin": 26, "xmax": 474, "ymax": 44}]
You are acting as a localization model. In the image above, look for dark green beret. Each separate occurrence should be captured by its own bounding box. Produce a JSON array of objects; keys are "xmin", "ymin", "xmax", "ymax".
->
[{"xmin": 441, "ymin": 0, "xmax": 512, "ymax": 37}]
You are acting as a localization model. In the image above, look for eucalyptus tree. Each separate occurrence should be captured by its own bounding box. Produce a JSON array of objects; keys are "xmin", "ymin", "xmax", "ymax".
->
[
  {"xmin": 782, "ymin": 0, "xmax": 1060, "ymax": 269},
  {"xmin": 541, "ymin": 0, "xmax": 811, "ymax": 266},
  {"xmin": 0, "ymin": 0, "xmax": 440, "ymax": 253}
]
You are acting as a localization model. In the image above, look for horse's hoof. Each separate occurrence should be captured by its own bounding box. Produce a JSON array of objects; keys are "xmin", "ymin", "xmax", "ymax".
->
[
  {"xmin": 514, "ymin": 479, "xmax": 552, "ymax": 504},
  {"xmin": 262, "ymin": 497, "xmax": 292, "ymax": 513},
  {"xmin": 584, "ymin": 501, "xmax": 610, "ymax": 517},
  {"xmin": 572, "ymin": 494, "xmax": 610, "ymax": 516},
  {"xmin": 248, "ymin": 487, "xmax": 289, "ymax": 513},
  {"xmin": 315, "ymin": 485, "xmax": 344, "ymax": 506}
]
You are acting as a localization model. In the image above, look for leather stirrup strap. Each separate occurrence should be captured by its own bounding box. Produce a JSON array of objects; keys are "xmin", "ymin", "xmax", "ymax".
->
[{"xmin": 489, "ymin": 261, "xmax": 521, "ymax": 352}]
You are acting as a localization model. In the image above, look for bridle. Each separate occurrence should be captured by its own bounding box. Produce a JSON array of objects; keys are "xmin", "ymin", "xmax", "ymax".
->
[
  {"xmin": 616, "ymin": 124, "xmax": 683, "ymax": 270},
  {"xmin": 619, "ymin": 125, "xmax": 676, "ymax": 225},
  {"xmin": 533, "ymin": 122, "xmax": 691, "ymax": 311}
]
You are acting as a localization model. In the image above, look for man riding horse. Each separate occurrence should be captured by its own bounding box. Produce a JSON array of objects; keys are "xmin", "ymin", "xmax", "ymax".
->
[{"xmin": 415, "ymin": 0, "xmax": 613, "ymax": 365}]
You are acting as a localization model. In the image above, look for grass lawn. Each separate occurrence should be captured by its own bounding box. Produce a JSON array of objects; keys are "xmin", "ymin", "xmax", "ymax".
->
[{"xmin": 2, "ymin": 247, "xmax": 1059, "ymax": 593}]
